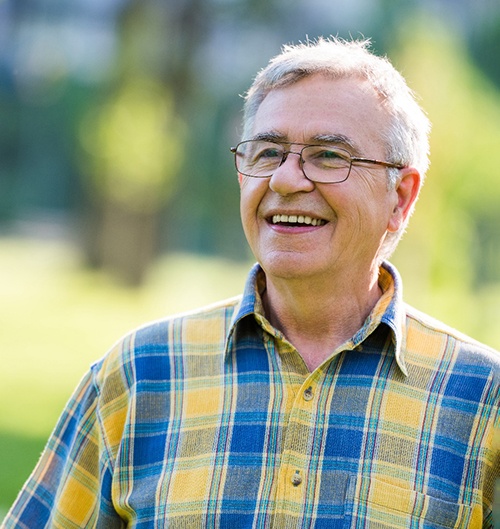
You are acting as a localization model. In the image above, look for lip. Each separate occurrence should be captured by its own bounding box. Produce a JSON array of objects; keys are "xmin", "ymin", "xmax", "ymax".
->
[{"xmin": 268, "ymin": 223, "xmax": 327, "ymax": 235}]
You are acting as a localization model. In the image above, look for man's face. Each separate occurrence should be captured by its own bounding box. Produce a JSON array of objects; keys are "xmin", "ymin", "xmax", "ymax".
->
[{"xmin": 239, "ymin": 74, "xmax": 406, "ymax": 283}]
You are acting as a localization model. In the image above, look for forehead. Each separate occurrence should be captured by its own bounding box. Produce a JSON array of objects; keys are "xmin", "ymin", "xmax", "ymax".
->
[{"xmin": 252, "ymin": 74, "xmax": 389, "ymax": 155}]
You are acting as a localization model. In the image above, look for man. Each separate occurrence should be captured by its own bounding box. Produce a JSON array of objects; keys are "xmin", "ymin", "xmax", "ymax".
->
[{"xmin": 3, "ymin": 37, "xmax": 499, "ymax": 528}]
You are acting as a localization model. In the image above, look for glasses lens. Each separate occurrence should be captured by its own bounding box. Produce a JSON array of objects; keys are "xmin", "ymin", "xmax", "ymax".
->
[
  {"xmin": 234, "ymin": 141, "xmax": 353, "ymax": 183},
  {"xmin": 235, "ymin": 140, "xmax": 284, "ymax": 177},
  {"xmin": 302, "ymin": 145, "xmax": 351, "ymax": 183}
]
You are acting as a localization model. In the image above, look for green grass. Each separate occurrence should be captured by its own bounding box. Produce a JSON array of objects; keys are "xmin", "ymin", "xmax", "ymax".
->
[
  {"xmin": 1, "ymin": 237, "xmax": 499, "ymax": 518},
  {"xmin": 0, "ymin": 237, "xmax": 251, "ymax": 513}
]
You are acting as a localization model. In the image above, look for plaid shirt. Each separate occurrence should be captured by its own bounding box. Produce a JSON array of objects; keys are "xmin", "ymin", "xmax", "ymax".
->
[{"xmin": 3, "ymin": 263, "xmax": 499, "ymax": 528}]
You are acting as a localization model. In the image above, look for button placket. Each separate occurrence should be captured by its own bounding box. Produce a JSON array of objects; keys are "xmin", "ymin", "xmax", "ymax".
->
[{"xmin": 275, "ymin": 375, "xmax": 323, "ymax": 510}]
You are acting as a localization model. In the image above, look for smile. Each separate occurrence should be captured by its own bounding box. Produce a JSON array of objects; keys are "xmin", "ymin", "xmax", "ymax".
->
[{"xmin": 271, "ymin": 214, "xmax": 327, "ymax": 226}]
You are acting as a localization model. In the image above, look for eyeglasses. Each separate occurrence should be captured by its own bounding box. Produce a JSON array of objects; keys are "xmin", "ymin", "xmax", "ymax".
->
[{"xmin": 231, "ymin": 139, "xmax": 405, "ymax": 184}]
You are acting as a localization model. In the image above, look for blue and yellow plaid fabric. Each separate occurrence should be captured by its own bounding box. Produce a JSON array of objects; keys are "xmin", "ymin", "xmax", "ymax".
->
[{"xmin": 3, "ymin": 263, "xmax": 499, "ymax": 528}]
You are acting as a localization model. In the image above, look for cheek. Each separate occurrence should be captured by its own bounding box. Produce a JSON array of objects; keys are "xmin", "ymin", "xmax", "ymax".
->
[
  {"xmin": 323, "ymin": 180, "xmax": 393, "ymax": 235},
  {"xmin": 239, "ymin": 180, "xmax": 264, "ymax": 238},
  {"xmin": 239, "ymin": 177, "xmax": 268, "ymax": 210}
]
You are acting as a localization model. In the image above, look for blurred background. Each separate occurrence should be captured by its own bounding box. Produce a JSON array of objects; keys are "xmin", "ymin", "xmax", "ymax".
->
[{"xmin": 1, "ymin": 0, "xmax": 500, "ymax": 519}]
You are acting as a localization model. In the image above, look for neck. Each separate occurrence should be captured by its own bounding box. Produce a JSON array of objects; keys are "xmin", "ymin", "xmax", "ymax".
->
[{"xmin": 262, "ymin": 266, "xmax": 382, "ymax": 371}]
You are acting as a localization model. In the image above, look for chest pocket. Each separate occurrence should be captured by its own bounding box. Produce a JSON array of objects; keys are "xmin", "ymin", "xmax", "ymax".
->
[{"xmin": 343, "ymin": 476, "xmax": 477, "ymax": 528}]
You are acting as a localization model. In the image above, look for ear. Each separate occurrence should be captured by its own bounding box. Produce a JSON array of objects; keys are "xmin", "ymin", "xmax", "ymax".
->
[{"xmin": 387, "ymin": 167, "xmax": 421, "ymax": 233}]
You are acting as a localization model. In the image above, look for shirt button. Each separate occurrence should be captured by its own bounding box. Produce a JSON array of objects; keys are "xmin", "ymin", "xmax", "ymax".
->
[
  {"xmin": 291, "ymin": 470, "xmax": 302, "ymax": 487},
  {"xmin": 303, "ymin": 386, "xmax": 314, "ymax": 401}
]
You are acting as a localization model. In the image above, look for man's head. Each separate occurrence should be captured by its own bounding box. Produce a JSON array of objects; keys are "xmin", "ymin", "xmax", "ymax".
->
[{"xmin": 240, "ymin": 38, "xmax": 430, "ymax": 261}]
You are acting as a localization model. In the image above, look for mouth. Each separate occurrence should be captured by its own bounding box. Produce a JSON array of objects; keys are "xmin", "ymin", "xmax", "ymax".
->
[{"xmin": 270, "ymin": 214, "xmax": 327, "ymax": 227}]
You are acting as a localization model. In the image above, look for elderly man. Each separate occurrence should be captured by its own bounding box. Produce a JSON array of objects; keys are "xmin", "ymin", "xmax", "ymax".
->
[{"xmin": 2, "ymin": 38, "xmax": 499, "ymax": 529}]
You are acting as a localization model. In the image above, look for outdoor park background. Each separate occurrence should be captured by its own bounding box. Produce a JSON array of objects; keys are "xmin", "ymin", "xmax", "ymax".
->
[{"xmin": 1, "ymin": 0, "xmax": 500, "ymax": 519}]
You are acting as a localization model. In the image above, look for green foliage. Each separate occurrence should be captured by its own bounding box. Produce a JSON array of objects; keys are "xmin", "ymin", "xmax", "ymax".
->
[
  {"xmin": 80, "ymin": 78, "xmax": 186, "ymax": 212},
  {"xmin": 390, "ymin": 20, "xmax": 500, "ymax": 342}
]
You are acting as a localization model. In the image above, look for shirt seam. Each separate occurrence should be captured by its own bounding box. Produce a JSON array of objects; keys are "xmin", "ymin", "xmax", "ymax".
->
[{"xmin": 90, "ymin": 363, "xmax": 118, "ymax": 477}]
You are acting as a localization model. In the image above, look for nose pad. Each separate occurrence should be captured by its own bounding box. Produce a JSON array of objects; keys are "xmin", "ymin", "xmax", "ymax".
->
[
  {"xmin": 270, "ymin": 151, "xmax": 314, "ymax": 195},
  {"xmin": 276, "ymin": 151, "xmax": 306, "ymax": 176},
  {"xmin": 279, "ymin": 150, "xmax": 301, "ymax": 168}
]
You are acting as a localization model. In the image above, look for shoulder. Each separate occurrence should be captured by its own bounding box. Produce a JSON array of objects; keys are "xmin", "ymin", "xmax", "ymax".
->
[
  {"xmin": 404, "ymin": 303, "xmax": 500, "ymax": 386},
  {"xmin": 91, "ymin": 295, "xmax": 242, "ymax": 389},
  {"xmin": 73, "ymin": 296, "xmax": 241, "ymax": 461},
  {"xmin": 405, "ymin": 304, "xmax": 499, "ymax": 356}
]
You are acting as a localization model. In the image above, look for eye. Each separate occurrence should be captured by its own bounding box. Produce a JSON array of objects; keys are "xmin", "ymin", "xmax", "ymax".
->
[
  {"xmin": 255, "ymin": 147, "xmax": 282, "ymax": 160},
  {"xmin": 247, "ymin": 142, "xmax": 284, "ymax": 167},
  {"xmin": 305, "ymin": 146, "xmax": 350, "ymax": 168},
  {"xmin": 316, "ymin": 147, "xmax": 346, "ymax": 160},
  {"xmin": 320, "ymin": 149, "xmax": 342, "ymax": 159}
]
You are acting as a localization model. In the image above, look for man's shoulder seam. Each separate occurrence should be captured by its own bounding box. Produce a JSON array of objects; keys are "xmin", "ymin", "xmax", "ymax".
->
[{"xmin": 404, "ymin": 303, "xmax": 500, "ymax": 358}]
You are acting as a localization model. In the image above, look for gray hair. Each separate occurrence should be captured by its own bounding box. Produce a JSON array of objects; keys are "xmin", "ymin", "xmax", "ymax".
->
[{"xmin": 242, "ymin": 37, "xmax": 431, "ymax": 260}]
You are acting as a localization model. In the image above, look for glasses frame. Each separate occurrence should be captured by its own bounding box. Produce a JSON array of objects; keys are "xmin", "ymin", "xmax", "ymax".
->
[{"xmin": 230, "ymin": 140, "xmax": 405, "ymax": 184}]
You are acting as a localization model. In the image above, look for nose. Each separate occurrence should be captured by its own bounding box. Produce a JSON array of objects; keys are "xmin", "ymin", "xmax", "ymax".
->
[{"xmin": 269, "ymin": 151, "xmax": 315, "ymax": 196}]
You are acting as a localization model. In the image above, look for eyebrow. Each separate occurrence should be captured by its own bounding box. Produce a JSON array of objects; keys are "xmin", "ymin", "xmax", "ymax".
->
[
  {"xmin": 311, "ymin": 134, "xmax": 359, "ymax": 153},
  {"xmin": 250, "ymin": 131, "xmax": 286, "ymax": 142},
  {"xmin": 250, "ymin": 131, "xmax": 360, "ymax": 154}
]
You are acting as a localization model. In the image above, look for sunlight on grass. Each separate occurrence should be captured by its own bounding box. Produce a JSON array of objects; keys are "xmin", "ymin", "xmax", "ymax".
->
[
  {"xmin": 0, "ymin": 237, "xmax": 252, "ymax": 437},
  {"xmin": 0, "ymin": 237, "xmax": 253, "ymax": 513}
]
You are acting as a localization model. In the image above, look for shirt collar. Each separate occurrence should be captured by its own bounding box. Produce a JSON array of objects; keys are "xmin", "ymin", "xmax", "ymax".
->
[
  {"xmin": 229, "ymin": 263, "xmax": 264, "ymax": 327},
  {"xmin": 227, "ymin": 261, "xmax": 408, "ymax": 376},
  {"xmin": 372, "ymin": 261, "xmax": 408, "ymax": 376}
]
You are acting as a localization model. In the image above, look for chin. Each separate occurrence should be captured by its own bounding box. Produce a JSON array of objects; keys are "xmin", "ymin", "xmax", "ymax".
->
[{"xmin": 260, "ymin": 253, "xmax": 324, "ymax": 281}]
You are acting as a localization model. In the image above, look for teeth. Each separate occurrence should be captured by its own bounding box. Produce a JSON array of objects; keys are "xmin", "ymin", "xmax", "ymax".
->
[{"xmin": 272, "ymin": 214, "xmax": 325, "ymax": 226}]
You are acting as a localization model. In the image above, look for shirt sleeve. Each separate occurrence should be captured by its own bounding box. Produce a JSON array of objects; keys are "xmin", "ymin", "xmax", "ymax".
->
[{"xmin": 1, "ymin": 369, "xmax": 124, "ymax": 529}]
